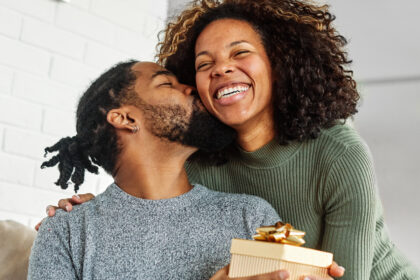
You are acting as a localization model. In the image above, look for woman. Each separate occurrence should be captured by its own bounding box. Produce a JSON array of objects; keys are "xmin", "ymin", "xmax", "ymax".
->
[{"xmin": 45, "ymin": 0, "xmax": 419, "ymax": 279}]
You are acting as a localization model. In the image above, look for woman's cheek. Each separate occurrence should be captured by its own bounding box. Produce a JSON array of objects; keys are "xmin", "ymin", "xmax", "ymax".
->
[{"xmin": 196, "ymin": 75, "xmax": 211, "ymax": 104}]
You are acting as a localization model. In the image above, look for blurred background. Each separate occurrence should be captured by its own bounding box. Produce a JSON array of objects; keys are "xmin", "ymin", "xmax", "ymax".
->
[{"xmin": 0, "ymin": 0, "xmax": 418, "ymax": 268}]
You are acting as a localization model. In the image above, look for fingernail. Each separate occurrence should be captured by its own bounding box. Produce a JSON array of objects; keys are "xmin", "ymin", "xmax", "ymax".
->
[
  {"xmin": 45, "ymin": 206, "xmax": 51, "ymax": 215},
  {"xmin": 303, "ymin": 277, "xmax": 311, "ymax": 280},
  {"xmin": 73, "ymin": 194, "xmax": 80, "ymax": 200},
  {"xmin": 65, "ymin": 205, "xmax": 71, "ymax": 212},
  {"xmin": 339, "ymin": 266, "xmax": 346, "ymax": 273},
  {"xmin": 278, "ymin": 271, "xmax": 289, "ymax": 279}
]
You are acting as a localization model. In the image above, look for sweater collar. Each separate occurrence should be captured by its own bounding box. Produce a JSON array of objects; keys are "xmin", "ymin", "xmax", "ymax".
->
[
  {"xmin": 235, "ymin": 138, "xmax": 302, "ymax": 168},
  {"xmin": 106, "ymin": 183, "xmax": 207, "ymax": 212}
]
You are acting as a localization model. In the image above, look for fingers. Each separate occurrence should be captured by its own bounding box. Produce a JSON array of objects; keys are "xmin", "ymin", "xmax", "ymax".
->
[
  {"xmin": 58, "ymin": 198, "xmax": 73, "ymax": 212},
  {"xmin": 299, "ymin": 276, "xmax": 333, "ymax": 280},
  {"xmin": 209, "ymin": 265, "xmax": 230, "ymax": 280},
  {"xmin": 34, "ymin": 221, "xmax": 42, "ymax": 231},
  {"xmin": 46, "ymin": 205, "xmax": 59, "ymax": 216},
  {"xmin": 298, "ymin": 261, "xmax": 346, "ymax": 280},
  {"xmin": 211, "ymin": 263, "xmax": 343, "ymax": 280},
  {"xmin": 237, "ymin": 270, "xmax": 290, "ymax": 280},
  {"xmin": 37, "ymin": 193, "xmax": 96, "ymax": 232},
  {"xmin": 36, "ymin": 205, "xmax": 58, "ymax": 230},
  {"xmin": 34, "ymin": 217, "xmax": 46, "ymax": 231},
  {"xmin": 328, "ymin": 261, "xmax": 345, "ymax": 278},
  {"xmin": 70, "ymin": 193, "xmax": 95, "ymax": 204},
  {"xmin": 45, "ymin": 193, "xmax": 96, "ymax": 223},
  {"xmin": 209, "ymin": 267, "xmax": 289, "ymax": 280}
]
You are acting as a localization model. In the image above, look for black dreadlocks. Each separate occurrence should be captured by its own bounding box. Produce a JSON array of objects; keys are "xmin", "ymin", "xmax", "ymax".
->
[{"xmin": 41, "ymin": 60, "xmax": 138, "ymax": 192}]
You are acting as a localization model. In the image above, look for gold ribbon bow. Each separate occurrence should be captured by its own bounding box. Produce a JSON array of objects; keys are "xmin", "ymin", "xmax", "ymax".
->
[{"xmin": 253, "ymin": 221, "xmax": 306, "ymax": 246}]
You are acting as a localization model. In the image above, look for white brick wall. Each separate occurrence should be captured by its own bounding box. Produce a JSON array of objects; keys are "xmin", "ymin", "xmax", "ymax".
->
[
  {"xmin": 0, "ymin": 66, "xmax": 14, "ymax": 94},
  {"xmin": 0, "ymin": 0, "xmax": 56, "ymax": 22},
  {"xmin": 0, "ymin": 6, "xmax": 22, "ymax": 39},
  {"xmin": 0, "ymin": 95, "xmax": 43, "ymax": 129},
  {"xmin": 21, "ymin": 17, "xmax": 86, "ymax": 59},
  {"xmin": 13, "ymin": 72, "xmax": 78, "ymax": 109},
  {"xmin": 0, "ymin": 36, "xmax": 51, "ymax": 75},
  {"xmin": 0, "ymin": 0, "xmax": 168, "ymax": 227}
]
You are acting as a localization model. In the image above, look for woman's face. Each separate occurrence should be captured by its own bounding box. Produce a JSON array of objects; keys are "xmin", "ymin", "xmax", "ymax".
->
[{"xmin": 194, "ymin": 19, "xmax": 273, "ymax": 130}]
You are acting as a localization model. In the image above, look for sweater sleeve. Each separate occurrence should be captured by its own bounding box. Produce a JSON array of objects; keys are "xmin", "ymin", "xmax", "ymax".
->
[
  {"xmin": 243, "ymin": 196, "xmax": 282, "ymax": 237},
  {"xmin": 28, "ymin": 213, "xmax": 78, "ymax": 280},
  {"xmin": 322, "ymin": 143, "xmax": 377, "ymax": 280}
]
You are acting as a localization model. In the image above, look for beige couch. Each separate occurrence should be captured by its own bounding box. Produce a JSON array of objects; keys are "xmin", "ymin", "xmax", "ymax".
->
[{"xmin": 0, "ymin": 220, "xmax": 36, "ymax": 280}]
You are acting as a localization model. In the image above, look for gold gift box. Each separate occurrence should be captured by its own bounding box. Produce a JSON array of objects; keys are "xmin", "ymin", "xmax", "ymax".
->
[{"xmin": 228, "ymin": 239, "xmax": 333, "ymax": 279}]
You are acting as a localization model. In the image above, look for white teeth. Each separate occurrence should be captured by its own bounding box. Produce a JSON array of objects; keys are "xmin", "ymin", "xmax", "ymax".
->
[{"xmin": 216, "ymin": 85, "xmax": 249, "ymax": 99}]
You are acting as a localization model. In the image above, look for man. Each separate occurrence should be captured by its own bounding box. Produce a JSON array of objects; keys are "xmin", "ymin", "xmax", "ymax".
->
[{"xmin": 28, "ymin": 61, "xmax": 288, "ymax": 280}]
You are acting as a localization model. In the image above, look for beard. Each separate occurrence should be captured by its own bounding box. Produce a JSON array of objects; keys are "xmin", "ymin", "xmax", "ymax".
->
[{"xmin": 140, "ymin": 97, "xmax": 236, "ymax": 152}]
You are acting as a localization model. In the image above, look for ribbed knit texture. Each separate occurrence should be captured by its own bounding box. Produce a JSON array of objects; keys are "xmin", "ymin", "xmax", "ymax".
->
[
  {"xmin": 28, "ymin": 184, "xmax": 280, "ymax": 280},
  {"xmin": 187, "ymin": 124, "xmax": 420, "ymax": 280}
]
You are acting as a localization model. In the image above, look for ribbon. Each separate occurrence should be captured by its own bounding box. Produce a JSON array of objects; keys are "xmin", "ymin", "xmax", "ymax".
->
[{"xmin": 253, "ymin": 221, "xmax": 306, "ymax": 246}]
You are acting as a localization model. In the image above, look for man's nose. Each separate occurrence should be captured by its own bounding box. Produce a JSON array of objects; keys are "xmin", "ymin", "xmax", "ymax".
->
[{"xmin": 181, "ymin": 85, "xmax": 196, "ymax": 96}]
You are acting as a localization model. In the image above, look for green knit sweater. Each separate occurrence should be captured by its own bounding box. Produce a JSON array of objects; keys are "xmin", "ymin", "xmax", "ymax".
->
[{"xmin": 186, "ymin": 124, "xmax": 419, "ymax": 280}]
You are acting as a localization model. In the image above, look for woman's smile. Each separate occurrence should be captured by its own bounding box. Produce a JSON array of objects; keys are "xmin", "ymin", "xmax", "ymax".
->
[{"xmin": 213, "ymin": 82, "xmax": 250, "ymax": 105}]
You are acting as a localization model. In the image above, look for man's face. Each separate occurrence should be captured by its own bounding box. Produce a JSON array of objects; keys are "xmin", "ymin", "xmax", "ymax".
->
[{"xmin": 130, "ymin": 62, "xmax": 235, "ymax": 152}]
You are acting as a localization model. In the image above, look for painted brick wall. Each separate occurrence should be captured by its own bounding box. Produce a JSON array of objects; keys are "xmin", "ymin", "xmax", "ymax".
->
[{"xmin": 0, "ymin": 0, "xmax": 167, "ymax": 227}]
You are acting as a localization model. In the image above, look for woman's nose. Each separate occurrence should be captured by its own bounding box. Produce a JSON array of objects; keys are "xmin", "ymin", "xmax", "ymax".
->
[{"xmin": 211, "ymin": 62, "xmax": 234, "ymax": 78}]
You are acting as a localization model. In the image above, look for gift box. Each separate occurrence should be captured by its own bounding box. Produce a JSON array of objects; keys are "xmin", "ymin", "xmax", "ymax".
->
[{"xmin": 228, "ymin": 222, "xmax": 333, "ymax": 279}]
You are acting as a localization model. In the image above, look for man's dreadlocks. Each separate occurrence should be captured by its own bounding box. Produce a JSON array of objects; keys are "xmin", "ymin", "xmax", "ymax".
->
[{"xmin": 41, "ymin": 60, "xmax": 138, "ymax": 192}]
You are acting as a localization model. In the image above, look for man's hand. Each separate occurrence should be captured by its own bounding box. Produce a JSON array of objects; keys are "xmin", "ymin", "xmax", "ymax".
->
[
  {"xmin": 209, "ymin": 261, "xmax": 345, "ymax": 280},
  {"xmin": 34, "ymin": 193, "xmax": 95, "ymax": 231},
  {"xmin": 210, "ymin": 265, "xmax": 290, "ymax": 280}
]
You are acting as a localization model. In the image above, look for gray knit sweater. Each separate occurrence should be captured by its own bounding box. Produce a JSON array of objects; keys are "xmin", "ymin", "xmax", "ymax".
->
[{"xmin": 28, "ymin": 184, "xmax": 280, "ymax": 280}]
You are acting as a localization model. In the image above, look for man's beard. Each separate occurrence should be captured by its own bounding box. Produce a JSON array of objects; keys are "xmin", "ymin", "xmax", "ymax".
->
[{"xmin": 140, "ymin": 97, "xmax": 236, "ymax": 152}]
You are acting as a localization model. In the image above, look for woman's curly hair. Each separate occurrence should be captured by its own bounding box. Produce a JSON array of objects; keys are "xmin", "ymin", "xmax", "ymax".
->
[
  {"xmin": 41, "ymin": 60, "xmax": 138, "ymax": 192},
  {"xmin": 158, "ymin": 0, "xmax": 359, "ymax": 143}
]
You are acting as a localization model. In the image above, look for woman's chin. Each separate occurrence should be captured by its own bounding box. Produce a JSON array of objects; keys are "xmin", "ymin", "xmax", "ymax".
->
[{"xmin": 218, "ymin": 116, "xmax": 249, "ymax": 131}]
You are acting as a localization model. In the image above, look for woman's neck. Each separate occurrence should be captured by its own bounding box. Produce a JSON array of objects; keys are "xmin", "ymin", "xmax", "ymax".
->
[
  {"xmin": 236, "ymin": 127, "xmax": 275, "ymax": 152},
  {"xmin": 235, "ymin": 112, "xmax": 276, "ymax": 152}
]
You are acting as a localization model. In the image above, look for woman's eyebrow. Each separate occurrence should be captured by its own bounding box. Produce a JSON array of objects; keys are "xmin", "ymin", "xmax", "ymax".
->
[
  {"xmin": 229, "ymin": 40, "xmax": 249, "ymax": 47},
  {"xmin": 195, "ymin": 51, "xmax": 209, "ymax": 59},
  {"xmin": 195, "ymin": 40, "xmax": 251, "ymax": 59}
]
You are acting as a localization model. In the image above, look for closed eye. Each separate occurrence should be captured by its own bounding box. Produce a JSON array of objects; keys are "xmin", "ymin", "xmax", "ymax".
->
[
  {"xmin": 196, "ymin": 63, "xmax": 211, "ymax": 71},
  {"xmin": 159, "ymin": 82, "xmax": 173, "ymax": 87},
  {"xmin": 235, "ymin": 50, "xmax": 250, "ymax": 56}
]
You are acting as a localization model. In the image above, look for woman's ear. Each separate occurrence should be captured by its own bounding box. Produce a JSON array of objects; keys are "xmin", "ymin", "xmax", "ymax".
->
[{"xmin": 107, "ymin": 107, "xmax": 137, "ymax": 132}]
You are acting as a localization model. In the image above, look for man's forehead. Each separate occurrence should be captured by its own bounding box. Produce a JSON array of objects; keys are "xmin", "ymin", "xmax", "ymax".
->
[{"xmin": 131, "ymin": 62, "xmax": 171, "ymax": 78}]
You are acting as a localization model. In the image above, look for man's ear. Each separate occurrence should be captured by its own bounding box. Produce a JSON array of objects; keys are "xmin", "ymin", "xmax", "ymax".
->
[{"xmin": 106, "ymin": 107, "xmax": 137, "ymax": 131}]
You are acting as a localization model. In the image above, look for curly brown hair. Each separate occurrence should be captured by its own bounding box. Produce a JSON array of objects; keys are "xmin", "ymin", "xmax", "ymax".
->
[{"xmin": 158, "ymin": 0, "xmax": 359, "ymax": 144}]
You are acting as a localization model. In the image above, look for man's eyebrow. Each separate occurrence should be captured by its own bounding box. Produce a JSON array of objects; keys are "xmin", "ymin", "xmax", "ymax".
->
[
  {"xmin": 151, "ymin": 70, "xmax": 175, "ymax": 79},
  {"xmin": 195, "ymin": 40, "xmax": 250, "ymax": 59}
]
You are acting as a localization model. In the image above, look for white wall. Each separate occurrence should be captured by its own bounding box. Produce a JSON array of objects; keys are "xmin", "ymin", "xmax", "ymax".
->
[
  {"xmin": 327, "ymin": 0, "xmax": 420, "ymax": 267},
  {"xmin": 0, "ymin": 0, "xmax": 167, "ymax": 227}
]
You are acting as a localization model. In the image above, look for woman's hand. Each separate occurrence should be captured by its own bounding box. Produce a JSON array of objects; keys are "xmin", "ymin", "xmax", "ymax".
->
[
  {"xmin": 327, "ymin": 261, "xmax": 345, "ymax": 278},
  {"xmin": 34, "ymin": 193, "xmax": 95, "ymax": 231},
  {"xmin": 210, "ymin": 261, "xmax": 344, "ymax": 280},
  {"xmin": 298, "ymin": 261, "xmax": 345, "ymax": 280}
]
